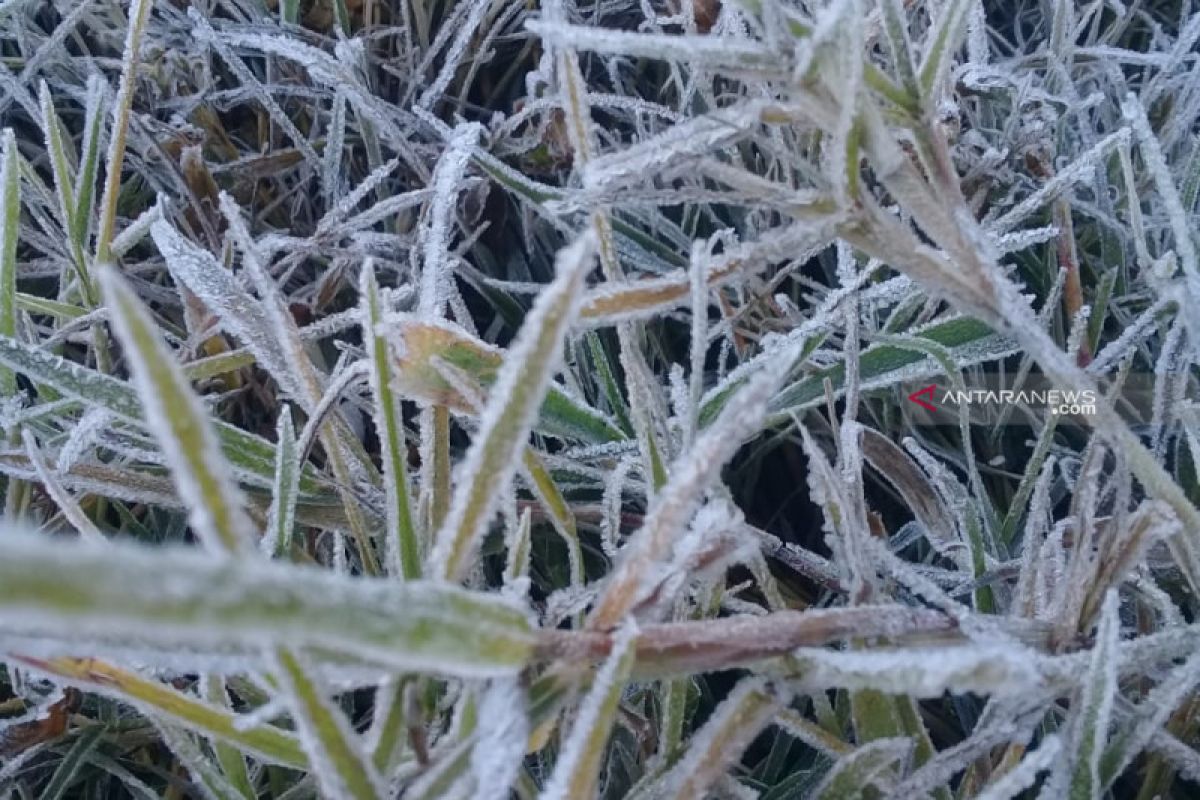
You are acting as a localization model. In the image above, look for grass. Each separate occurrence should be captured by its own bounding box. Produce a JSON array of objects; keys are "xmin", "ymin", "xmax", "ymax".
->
[{"xmin": 0, "ymin": 0, "xmax": 1199, "ymax": 798}]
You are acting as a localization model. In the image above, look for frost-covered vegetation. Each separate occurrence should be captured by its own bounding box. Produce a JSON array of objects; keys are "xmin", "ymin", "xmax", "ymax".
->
[{"xmin": 0, "ymin": 0, "xmax": 1199, "ymax": 796}]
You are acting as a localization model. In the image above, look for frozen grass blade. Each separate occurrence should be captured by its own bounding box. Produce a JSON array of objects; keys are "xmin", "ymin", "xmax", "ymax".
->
[
  {"xmin": 431, "ymin": 232, "xmax": 595, "ymax": 582},
  {"xmin": 1066, "ymin": 590, "xmax": 1119, "ymax": 799},
  {"xmin": 262, "ymin": 407, "xmax": 299, "ymax": 559},
  {"xmin": 153, "ymin": 722, "xmax": 247, "ymax": 800},
  {"xmin": 0, "ymin": 531, "xmax": 536, "ymax": 676},
  {"xmin": 21, "ymin": 429, "xmax": 104, "ymax": 543},
  {"xmin": 392, "ymin": 317, "xmax": 624, "ymax": 443},
  {"xmin": 653, "ymin": 679, "xmax": 781, "ymax": 800},
  {"xmin": 94, "ymin": 0, "xmax": 152, "ymax": 266},
  {"xmin": 813, "ymin": 738, "xmax": 911, "ymax": 799},
  {"xmin": 589, "ymin": 356, "xmax": 790, "ymax": 628},
  {"xmin": 538, "ymin": 622, "xmax": 637, "ymax": 800},
  {"xmin": 272, "ymin": 649, "xmax": 385, "ymax": 800},
  {"xmin": 362, "ymin": 262, "xmax": 420, "ymax": 578},
  {"xmin": 98, "ymin": 268, "xmax": 257, "ymax": 555},
  {"xmin": 0, "ymin": 334, "xmax": 319, "ymax": 493},
  {"xmin": 0, "ymin": 129, "xmax": 17, "ymax": 399},
  {"xmin": 13, "ymin": 656, "xmax": 308, "ymax": 768}
]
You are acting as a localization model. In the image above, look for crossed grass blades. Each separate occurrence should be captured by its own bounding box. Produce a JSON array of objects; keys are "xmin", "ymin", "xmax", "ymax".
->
[{"xmin": 0, "ymin": 0, "xmax": 1199, "ymax": 797}]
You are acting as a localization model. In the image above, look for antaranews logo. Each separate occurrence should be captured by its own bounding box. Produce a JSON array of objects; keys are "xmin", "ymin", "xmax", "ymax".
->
[{"xmin": 901, "ymin": 375, "xmax": 1121, "ymax": 426}]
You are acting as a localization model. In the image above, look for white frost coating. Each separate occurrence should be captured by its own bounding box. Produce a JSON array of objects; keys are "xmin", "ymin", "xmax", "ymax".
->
[
  {"xmin": 470, "ymin": 677, "xmax": 529, "ymax": 800},
  {"xmin": 538, "ymin": 622, "xmax": 637, "ymax": 800},
  {"xmin": 790, "ymin": 643, "xmax": 1045, "ymax": 698},
  {"xmin": 55, "ymin": 406, "xmax": 111, "ymax": 472},
  {"xmin": 22, "ymin": 429, "xmax": 106, "ymax": 544},
  {"xmin": 526, "ymin": 20, "xmax": 775, "ymax": 68},
  {"xmin": 97, "ymin": 268, "xmax": 257, "ymax": 555},
  {"xmin": 987, "ymin": 128, "xmax": 1130, "ymax": 234},
  {"xmin": 974, "ymin": 735, "xmax": 1062, "ymax": 800},
  {"xmin": 430, "ymin": 232, "xmax": 596, "ymax": 581},
  {"xmin": 418, "ymin": 0, "xmax": 493, "ymax": 110},
  {"xmin": 419, "ymin": 123, "xmax": 482, "ymax": 318},
  {"xmin": 149, "ymin": 219, "xmax": 300, "ymax": 401},
  {"xmin": 582, "ymin": 101, "xmax": 770, "ymax": 193}
]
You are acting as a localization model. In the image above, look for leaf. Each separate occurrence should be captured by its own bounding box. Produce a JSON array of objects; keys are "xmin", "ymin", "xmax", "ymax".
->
[
  {"xmin": 653, "ymin": 679, "xmax": 781, "ymax": 800},
  {"xmin": 917, "ymin": 0, "xmax": 972, "ymax": 100},
  {"xmin": 813, "ymin": 737, "xmax": 912, "ymax": 800},
  {"xmin": 40, "ymin": 725, "xmax": 106, "ymax": 800},
  {"xmin": 362, "ymin": 263, "xmax": 420, "ymax": 578},
  {"xmin": 392, "ymin": 317, "xmax": 624, "ymax": 443},
  {"xmin": 262, "ymin": 407, "xmax": 300, "ymax": 559},
  {"xmin": 976, "ymin": 736, "xmax": 1063, "ymax": 800},
  {"xmin": 94, "ymin": 0, "xmax": 153, "ymax": 265},
  {"xmin": 273, "ymin": 649, "xmax": 385, "ymax": 800},
  {"xmin": 0, "ymin": 333, "xmax": 326, "ymax": 494},
  {"xmin": 14, "ymin": 656, "xmax": 307, "ymax": 768},
  {"xmin": 589, "ymin": 354, "xmax": 793, "ymax": 628},
  {"xmin": 21, "ymin": 429, "xmax": 105, "ymax": 543},
  {"xmin": 0, "ymin": 531, "xmax": 536, "ymax": 677},
  {"xmin": 0, "ymin": 129, "xmax": 18, "ymax": 398},
  {"xmin": 431, "ymin": 232, "xmax": 596, "ymax": 581},
  {"xmin": 1066, "ymin": 591, "xmax": 1119, "ymax": 799},
  {"xmin": 98, "ymin": 267, "xmax": 257, "ymax": 555},
  {"xmin": 538, "ymin": 623, "xmax": 637, "ymax": 800}
]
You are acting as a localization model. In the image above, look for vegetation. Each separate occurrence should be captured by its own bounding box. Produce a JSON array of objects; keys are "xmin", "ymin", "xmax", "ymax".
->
[{"xmin": 0, "ymin": 0, "xmax": 1199, "ymax": 797}]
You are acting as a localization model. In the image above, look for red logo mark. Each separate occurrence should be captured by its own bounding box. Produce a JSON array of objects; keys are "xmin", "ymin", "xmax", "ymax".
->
[{"xmin": 908, "ymin": 384, "xmax": 937, "ymax": 411}]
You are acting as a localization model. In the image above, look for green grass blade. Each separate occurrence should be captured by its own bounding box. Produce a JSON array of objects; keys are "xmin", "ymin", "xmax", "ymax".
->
[
  {"xmin": 0, "ymin": 333, "xmax": 325, "ymax": 494},
  {"xmin": 540, "ymin": 623, "xmax": 637, "ymax": 800},
  {"xmin": 263, "ymin": 406, "xmax": 300, "ymax": 559},
  {"xmin": 40, "ymin": 724, "xmax": 107, "ymax": 800},
  {"xmin": 0, "ymin": 531, "xmax": 536, "ymax": 676},
  {"xmin": 273, "ymin": 649, "xmax": 385, "ymax": 800},
  {"xmin": 13, "ymin": 655, "xmax": 308, "ymax": 768},
  {"xmin": 203, "ymin": 676, "xmax": 256, "ymax": 799},
  {"xmin": 362, "ymin": 262, "xmax": 420, "ymax": 578},
  {"xmin": 98, "ymin": 267, "xmax": 257, "ymax": 555},
  {"xmin": 72, "ymin": 75, "xmax": 107, "ymax": 261},
  {"xmin": 0, "ymin": 129, "xmax": 18, "ymax": 399},
  {"xmin": 431, "ymin": 232, "xmax": 595, "ymax": 581},
  {"xmin": 917, "ymin": 0, "xmax": 971, "ymax": 100},
  {"xmin": 94, "ymin": 0, "xmax": 153, "ymax": 265}
]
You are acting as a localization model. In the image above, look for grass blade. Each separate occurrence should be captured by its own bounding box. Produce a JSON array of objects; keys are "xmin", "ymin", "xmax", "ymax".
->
[
  {"xmin": 538, "ymin": 623, "xmax": 637, "ymax": 800},
  {"xmin": 263, "ymin": 407, "xmax": 300, "ymax": 559},
  {"xmin": 431, "ymin": 232, "xmax": 595, "ymax": 581},
  {"xmin": 98, "ymin": 267, "xmax": 257, "ymax": 555},
  {"xmin": 362, "ymin": 262, "xmax": 420, "ymax": 578},
  {"xmin": 0, "ymin": 531, "xmax": 536, "ymax": 676},
  {"xmin": 392, "ymin": 317, "xmax": 624, "ymax": 443},
  {"xmin": 13, "ymin": 656, "xmax": 308, "ymax": 768},
  {"xmin": 273, "ymin": 649, "xmax": 385, "ymax": 799},
  {"xmin": 0, "ymin": 333, "xmax": 325, "ymax": 493}
]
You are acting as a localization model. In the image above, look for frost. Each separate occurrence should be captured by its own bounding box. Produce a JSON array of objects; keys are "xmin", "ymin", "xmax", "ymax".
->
[
  {"xmin": 790, "ymin": 642, "xmax": 1046, "ymax": 698},
  {"xmin": 470, "ymin": 677, "xmax": 529, "ymax": 800},
  {"xmin": 419, "ymin": 123, "xmax": 483, "ymax": 318}
]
